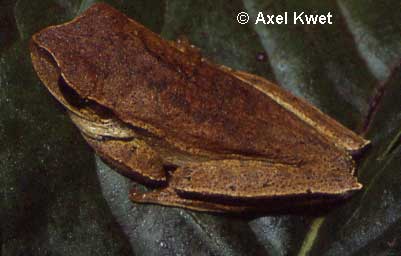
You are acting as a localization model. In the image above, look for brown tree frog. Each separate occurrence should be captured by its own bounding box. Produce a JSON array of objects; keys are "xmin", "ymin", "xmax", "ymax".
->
[{"xmin": 30, "ymin": 3, "xmax": 369, "ymax": 213}]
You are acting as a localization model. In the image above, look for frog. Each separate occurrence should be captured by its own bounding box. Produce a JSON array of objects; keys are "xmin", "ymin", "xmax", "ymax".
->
[{"xmin": 29, "ymin": 3, "xmax": 369, "ymax": 213}]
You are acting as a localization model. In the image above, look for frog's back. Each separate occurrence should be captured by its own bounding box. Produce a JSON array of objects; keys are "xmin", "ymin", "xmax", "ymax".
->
[{"xmin": 32, "ymin": 3, "xmax": 347, "ymax": 164}]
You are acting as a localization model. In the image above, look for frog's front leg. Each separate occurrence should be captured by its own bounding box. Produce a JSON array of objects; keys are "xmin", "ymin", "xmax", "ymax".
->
[
  {"xmin": 83, "ymin": 135, "xmax": 166, "ymax": 185},
  {"xmin": 68, "ymin": 110, "xmax": 167, "ymax": 185}
]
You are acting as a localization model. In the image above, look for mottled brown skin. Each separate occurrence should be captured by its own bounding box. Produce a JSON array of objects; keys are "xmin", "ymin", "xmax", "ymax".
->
[{"xmin": 30, "ymin": 3, "xmax": 369, "ymax": 213}]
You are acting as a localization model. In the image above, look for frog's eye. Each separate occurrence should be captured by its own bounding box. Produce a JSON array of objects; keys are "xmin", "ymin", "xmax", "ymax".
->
[{"xmin": 31, "ymin": 40, "xmax": 136, "ymax": 140}]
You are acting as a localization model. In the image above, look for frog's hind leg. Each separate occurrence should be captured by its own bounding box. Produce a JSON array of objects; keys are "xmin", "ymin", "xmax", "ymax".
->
[
  {"xmin": 129, "ymin": 159, "xmax": 361, "ymax": 213},
  {"xmin": 229, "ymin": 70, "xmax": 370, "ymax": 155},
  {"xmin": 169, "ymin": 159, "xmax": 361, "ymax": 204}
]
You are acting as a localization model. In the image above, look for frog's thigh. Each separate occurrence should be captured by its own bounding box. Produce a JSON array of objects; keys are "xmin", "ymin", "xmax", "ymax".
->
[
  {"xmin": 130, "ymin": 187, "xmax": 250, "ymax": 213},
  {"xmin": 83, "ymin": 135, "xmax": 166, "ymax": 185},
  {"xmin": 171, "ymin": 159, "xmax": 361, "ymax": 202},
  {"xmin": 231, "ymin": 70, "xmax": 370, "ymax": 153}
]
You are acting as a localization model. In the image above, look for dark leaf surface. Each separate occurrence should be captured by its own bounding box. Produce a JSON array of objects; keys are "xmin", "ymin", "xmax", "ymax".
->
[{"xmin": 1, "ymin": 0, "xmax": 400, "ymax": 255}]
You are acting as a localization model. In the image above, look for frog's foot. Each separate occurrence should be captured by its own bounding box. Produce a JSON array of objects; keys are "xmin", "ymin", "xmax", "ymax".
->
[
  {"xmin": 129, "ymin": 186, "xmax": 250, "ymax": 213},
  {"xmin": 83, "ymin": 135, "xmax": 166, "ymax": 186},
  {"xmin": 170, "ymin": 159, "xmax": 362, "ymax": 204},
  {"xmin": 129, "ymin": 184, "xmax": 344, "ymax": 214}
]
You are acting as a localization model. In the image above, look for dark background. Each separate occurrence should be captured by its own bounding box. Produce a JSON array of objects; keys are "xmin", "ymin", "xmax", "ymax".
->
[{"xmin": 1, "ymin": 0, "xmax": 400, "ymax": 255}]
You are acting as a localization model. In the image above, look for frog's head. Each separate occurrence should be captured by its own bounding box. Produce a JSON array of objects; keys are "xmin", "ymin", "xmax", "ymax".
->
[{"xmin": 30, "ymin": 33, "xmax": 138, "ymax": 141}]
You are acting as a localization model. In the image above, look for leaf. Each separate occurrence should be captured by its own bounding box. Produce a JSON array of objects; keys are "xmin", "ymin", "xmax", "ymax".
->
[
  {"xmin": 306, "ymin": 66, "xmax": 401, "ymax": 256},
  {"xmin": 1, "ymin": 0, "xmax": 400, "ymax": 255}
]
